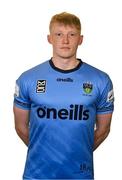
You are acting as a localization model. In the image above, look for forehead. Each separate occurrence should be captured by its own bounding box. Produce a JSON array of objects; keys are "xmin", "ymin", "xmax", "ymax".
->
[{"xmin": 50, "ymin": 23, "xmax": 79, "ymax": 32}]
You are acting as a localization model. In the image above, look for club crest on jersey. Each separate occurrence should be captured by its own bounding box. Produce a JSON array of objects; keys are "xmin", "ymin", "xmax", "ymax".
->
[
  {"xmin": 83, "ymin": 82, "xmax": 93, "ymax": 94},
  {"xmin": 36, "ymin": 80, "xmax": 46, "ymax": 93}
]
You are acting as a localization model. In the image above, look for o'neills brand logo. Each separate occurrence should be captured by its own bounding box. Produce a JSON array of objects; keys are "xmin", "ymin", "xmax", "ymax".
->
[
  {"xmin": 56, "ymin": 78, "xmax": 73, "ymax": 82},
  {"xmin": 37, "ymin": 104, "xmax": 89, "ymax": 120}
]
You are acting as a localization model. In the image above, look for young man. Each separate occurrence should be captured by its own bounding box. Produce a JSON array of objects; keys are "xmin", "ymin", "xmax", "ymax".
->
[{"xmin": 13, "ymin": 12, "xmax": 114, "ymax": 180}]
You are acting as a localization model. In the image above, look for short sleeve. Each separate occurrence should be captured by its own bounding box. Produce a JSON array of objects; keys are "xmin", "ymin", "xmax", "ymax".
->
[
  {"xmin": 96, "ymin": 75, "xmax": 114, "ymax": 114},
  {"xmin": 14, "ymin": 74, "xmax": 31, "ymax": 110}
]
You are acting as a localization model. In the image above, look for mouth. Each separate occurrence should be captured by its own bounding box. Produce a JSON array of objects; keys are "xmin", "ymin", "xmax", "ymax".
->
[{"xmin": 60, "ymin": 47, "xmax": 70, "ymax": 50}]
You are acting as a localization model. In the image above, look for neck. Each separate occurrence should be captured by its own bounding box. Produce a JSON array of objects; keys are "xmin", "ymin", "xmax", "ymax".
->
[{"xmin": 51, "ymin": 57, "xmax": 80, "ymax": 70}]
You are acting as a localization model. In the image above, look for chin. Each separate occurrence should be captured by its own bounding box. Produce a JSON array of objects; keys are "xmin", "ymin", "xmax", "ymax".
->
[
  {"xmin": 60, "ymin": 54, "xmax": 75, "ymax": 59},
  {"xmin": 57, "ymin": 53, "xmax": 74, "ymax": 59}
]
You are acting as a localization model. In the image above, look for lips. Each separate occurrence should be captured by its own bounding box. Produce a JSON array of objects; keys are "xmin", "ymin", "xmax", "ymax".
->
[{"xmin": 60, "ymin": 47, "xmax": 70, "ymax": 49}]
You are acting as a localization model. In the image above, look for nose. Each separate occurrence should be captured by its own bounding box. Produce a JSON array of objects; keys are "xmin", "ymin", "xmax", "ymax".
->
[{"xmin": 62, "ymin": 34, "xmax": 69, "ymax": 44}]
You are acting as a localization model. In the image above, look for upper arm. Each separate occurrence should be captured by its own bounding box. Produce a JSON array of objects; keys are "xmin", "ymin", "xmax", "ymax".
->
[
  {"xmin": 94, "ymin": 113, "xmax": 113, "ymax": 150},
  {"xmin": 13, "ymin": 105, "xmax": 30, "ymax": 130},
  {"xmin": 96, "ymin": 113, "xmax": 113, "ymax": 132},
  {"xmin": 13, "ymin": 73, "xmax": 31, "ymax": 128}
]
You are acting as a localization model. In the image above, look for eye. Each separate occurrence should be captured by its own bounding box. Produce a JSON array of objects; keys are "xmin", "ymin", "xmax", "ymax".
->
[
  {"xmin": 55, "ymin": 33, "xmax": 62, "ymax": 36},
  {"xmin": 70, "ymin": 33, "xmax": 75, "ymax": 36},
  {"xmin": 69, "ymin": 32, "xmax": 77, "ymax": 37}
]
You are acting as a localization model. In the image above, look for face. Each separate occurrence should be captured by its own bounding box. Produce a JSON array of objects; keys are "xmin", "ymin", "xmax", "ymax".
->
[{"xmin": 48, "ymin": 23, "xmax": 83, "ymax": 59}]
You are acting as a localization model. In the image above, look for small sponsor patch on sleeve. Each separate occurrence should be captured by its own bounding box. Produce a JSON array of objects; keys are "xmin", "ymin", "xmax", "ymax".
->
[
  {"xmin": 107, "ymin": 89, "xmax": 114, "ymax": 102},
  {"xmin": 14, "ymin": 83, "xmax": 20, "ymax": 97}
]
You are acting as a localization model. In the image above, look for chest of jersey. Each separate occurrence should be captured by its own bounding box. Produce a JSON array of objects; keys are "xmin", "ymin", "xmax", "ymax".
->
[{"xmin": 28, "ymin": 72, "xmax": 98, "ymax": 123}]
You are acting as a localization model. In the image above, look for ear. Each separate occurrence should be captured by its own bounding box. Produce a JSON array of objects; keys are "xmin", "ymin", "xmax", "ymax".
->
[
  {"xmin": 79, "ymin": 35, "xmax": 83, "ymax": 45},
  {"xmin": 47, "ymin": 35, "xmax": 52, "ymax": 44}
]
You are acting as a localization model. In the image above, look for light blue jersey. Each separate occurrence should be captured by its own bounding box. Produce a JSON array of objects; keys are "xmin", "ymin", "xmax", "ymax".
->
[{"xmin": 14, "ymin": 59, "xmax": 114, "ymax": 180}]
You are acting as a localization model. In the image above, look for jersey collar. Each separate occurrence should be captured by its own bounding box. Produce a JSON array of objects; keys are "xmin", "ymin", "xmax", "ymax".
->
[{"xmin": 49, "ymin": 58, "xmax": 83, "ymax": 73}]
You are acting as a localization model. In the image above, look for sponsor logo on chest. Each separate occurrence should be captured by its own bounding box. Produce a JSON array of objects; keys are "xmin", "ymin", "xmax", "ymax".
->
[{"xmin": 36, "ymin": 80, "xmax": 46, "ymax": 93}]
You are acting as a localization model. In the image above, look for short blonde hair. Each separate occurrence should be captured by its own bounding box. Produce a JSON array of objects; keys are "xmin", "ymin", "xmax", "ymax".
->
[{"xmin": 49, "ymin": 12, "xmax": 81, "ymax": 33}]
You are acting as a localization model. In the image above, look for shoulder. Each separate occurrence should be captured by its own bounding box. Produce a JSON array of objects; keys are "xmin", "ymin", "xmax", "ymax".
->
[
  {"xmin": 81, "ymin": 62, "xmax": 113, "ymax": 94},
  {"xmin": 18, "ymin": 60, "xmax": 50, "ymax": 81},
  {"xmin": 82, "ymin": 62, "xmax": 111, "ymax": 82}
]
